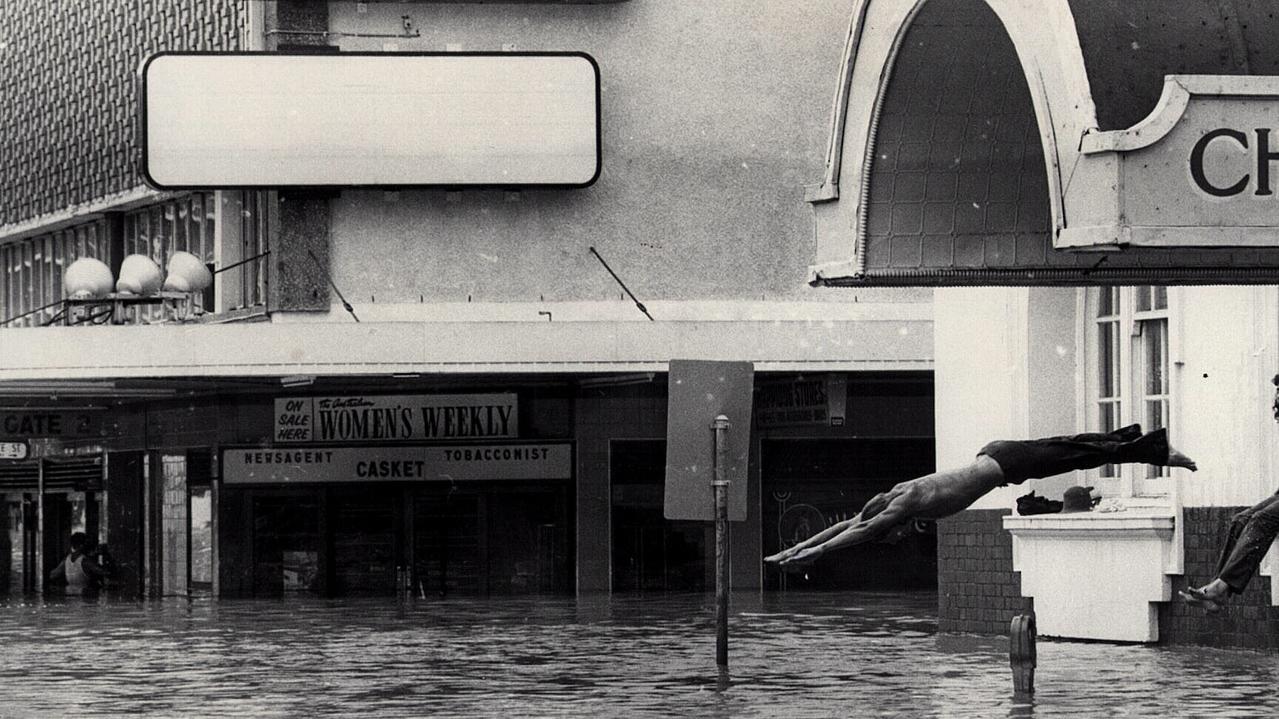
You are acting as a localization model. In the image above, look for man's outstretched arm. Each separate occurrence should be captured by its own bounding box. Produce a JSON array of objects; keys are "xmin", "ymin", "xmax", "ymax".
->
[
  {"xmin": 764, "ymin": 516, "xmax": 860, "ymax": 565},
  {"xmin": 778, "ymin": 498, "xmax": 913, "ymax": 568}
]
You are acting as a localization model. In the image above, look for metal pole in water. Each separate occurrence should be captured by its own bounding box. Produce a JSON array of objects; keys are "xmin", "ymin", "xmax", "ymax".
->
[
  {"xmin": 1010, "ymin": 614, "xmax": 1036, "ymax": 696},
  {"xmin": 712, "ymin": 415, "xmax": 730, "ymax": 668}
]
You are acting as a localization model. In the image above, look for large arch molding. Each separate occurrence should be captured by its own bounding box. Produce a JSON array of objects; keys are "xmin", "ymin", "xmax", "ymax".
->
[
  {"xmin": 808, "ymin": 0, "xmax": 1279, "ymax": 286},
  {"xmin": 807, "ymin": 0, "xmax": 1098, "ymax": 284}
]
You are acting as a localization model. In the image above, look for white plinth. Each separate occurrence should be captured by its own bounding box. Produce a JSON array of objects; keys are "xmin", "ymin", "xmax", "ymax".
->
[{"xmin": 1003, "ymin": 511, "xmax": 1178, "ymax": 643}]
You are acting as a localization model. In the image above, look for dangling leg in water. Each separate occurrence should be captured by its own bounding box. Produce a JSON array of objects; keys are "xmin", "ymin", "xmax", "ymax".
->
[{"xmin": 765, "ymin": 426, "xmax": 1195, "ymax": 569}]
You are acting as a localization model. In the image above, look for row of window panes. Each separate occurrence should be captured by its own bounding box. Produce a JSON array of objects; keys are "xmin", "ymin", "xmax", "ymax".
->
[
  {"xmin": 1, "ymin": 192, "xmax": 270, "ymax": 327},
  {"xmin": 124, "ymin": 193, "xmax": 217, "ymax": 267},
  {"xmin": 0, "ymin": 221, "xmax": 109, "ymax": 327},
  {"xmin": 124, "ymin": 193, "xmax": 217, "ymax": 320}
]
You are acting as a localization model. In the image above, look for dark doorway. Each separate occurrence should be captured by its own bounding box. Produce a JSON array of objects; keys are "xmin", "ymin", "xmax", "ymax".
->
[
  {"xmin": 610, "ymin": 440, "xmax": 707, "ymax": 592},
  {"xmin": 251, "ymin": 492, "xmax": 321, "ymax": 597},
  {"xmin": 330, "ymin": 489, "xmax": 398, "ymax": 595},
  {"xmin": 762, "ymin": 437, "xmax": 937, "ymax": 591}
]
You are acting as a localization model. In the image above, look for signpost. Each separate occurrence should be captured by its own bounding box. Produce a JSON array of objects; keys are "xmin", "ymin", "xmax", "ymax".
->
[{"xmin": 664, "ymin": 359, "xmax": 754, "ymax": 667}]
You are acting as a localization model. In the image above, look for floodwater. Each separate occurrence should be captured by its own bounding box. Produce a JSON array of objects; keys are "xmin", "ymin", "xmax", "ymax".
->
[{"xmin": 0, "ymin": 591, "xmax": 1276, "ymax": 718}]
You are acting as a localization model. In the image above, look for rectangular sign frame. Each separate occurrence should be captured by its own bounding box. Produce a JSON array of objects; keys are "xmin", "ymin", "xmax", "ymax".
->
[
  {"xmin": 139, "ymin": 51, "xmax": 601, "ymax": 190},
  {"xmin": 0, "ymin": 441, "xmax": 29, "ymax": 461},
  {"xmin": 221, "ymin": 443, "xmax": 573, "ymax": 485},
  {"xmin": 664, "ymin": 360, "xmax": 754, "ymax": 522},
  {"xmin": 274, "ymin": 393, "xmax": 519, "ymax": 443}
]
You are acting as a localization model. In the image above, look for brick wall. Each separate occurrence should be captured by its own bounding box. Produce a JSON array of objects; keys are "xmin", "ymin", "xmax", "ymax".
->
[
  {"xmin": 941, "ymin": 506, "xmax": 1279, "ymax": 650},
  {"xmin": 0, "ymin": 0, "xmax": 244, "ymax": 227},
  {"xmin": 937, "ymin": 509, "xmax": 1032, "ymax": 635},
  {"xmin": 1160, "ymin": 506, "xmax": 1279, "ymax": 651}
]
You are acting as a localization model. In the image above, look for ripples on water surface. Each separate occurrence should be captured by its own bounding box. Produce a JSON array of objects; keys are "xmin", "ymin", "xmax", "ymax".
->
[{"xmin": 0, "ymin": 591, "xmax": 1277, "ymax": 717}]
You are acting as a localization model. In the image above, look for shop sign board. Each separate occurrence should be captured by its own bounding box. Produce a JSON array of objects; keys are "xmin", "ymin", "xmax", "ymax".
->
[
  {"xmin": 756, "ymin": 375, "xmax": 847, "ymax": 428},
  {"xmin": 274, "ymin": 394, "xmax": 518, "ymax": 443},
  {"xmin": 140, "ymin": 51, "xmax": 601, "ymax": 189},
  {"xmin": 221, "ymin": 443, "xmax": 571, "ymax": 485},
  {"xmin": 1072, "ymin": 75, "xmax": 1279, "ymax": 248},
  {"xmin": 0, "ymin": 411, "xmax": 100, "ymax": 439},
  {"xmin": 664, "ymin": 359, "xmax": 754, "ymax": 522}
]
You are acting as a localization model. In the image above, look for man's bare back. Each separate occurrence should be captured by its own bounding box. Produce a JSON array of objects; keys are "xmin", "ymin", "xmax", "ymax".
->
[{"xmin": 894, "ymin": 455, "xmax": 1006, "ymax": 520}]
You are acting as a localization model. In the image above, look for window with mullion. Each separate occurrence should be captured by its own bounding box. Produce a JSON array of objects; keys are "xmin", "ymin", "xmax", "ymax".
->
[
  {"xmin": 1094, "ymin": 287, "xmax": 1122, "ymax": 478},
  {"xmin": 1134, "ymin": 303, "xmax": 1170, "ymax": 479},
  {"xmin": 1086, "ymin": 285, "xmax": 1175, "ymax": 489}
]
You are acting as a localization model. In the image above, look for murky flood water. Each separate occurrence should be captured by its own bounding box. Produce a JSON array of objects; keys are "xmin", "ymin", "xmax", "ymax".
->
[{"xmin": 0, "ymin": 590, "xmax": 1276, "ymax": 718}]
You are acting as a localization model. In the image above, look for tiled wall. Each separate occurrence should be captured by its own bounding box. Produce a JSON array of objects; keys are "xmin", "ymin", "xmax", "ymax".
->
[{"xmin": 0, "ymin": 0, "xmax": 244, "ymax": 226}]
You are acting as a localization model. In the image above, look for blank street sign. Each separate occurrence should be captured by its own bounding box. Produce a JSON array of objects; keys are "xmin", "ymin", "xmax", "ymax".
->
[{"xmin": 664, "ymin": 360, "xmax": 754, "ymax": 522}]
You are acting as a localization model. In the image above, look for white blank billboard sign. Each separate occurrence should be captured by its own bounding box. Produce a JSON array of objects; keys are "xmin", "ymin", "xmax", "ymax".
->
[{"xmin": 141, "ymin": 52, "xmax": 600, "ymax": 189}]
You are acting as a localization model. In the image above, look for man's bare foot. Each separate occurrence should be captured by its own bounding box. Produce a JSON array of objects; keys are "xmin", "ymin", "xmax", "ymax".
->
[
  {"xmin": 1197, "ymin": 579, "xmax": 1230, "ymax": 600},
  {"xmin": 1180, "ymin": 579, "xmax": 1229, "ymax": 612},
  {"xmin": 1167, "ymin": 446, "xmax": 1197, "ymax": 471},
  {"xmin": 1178, "ymin": 588, "xmax": 1222, "ymax": 613}
]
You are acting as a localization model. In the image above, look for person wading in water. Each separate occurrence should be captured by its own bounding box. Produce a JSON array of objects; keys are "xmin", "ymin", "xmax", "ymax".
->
[{"xmin": 48, "ymin": 531, "xmax": 109, "ymax": 594}]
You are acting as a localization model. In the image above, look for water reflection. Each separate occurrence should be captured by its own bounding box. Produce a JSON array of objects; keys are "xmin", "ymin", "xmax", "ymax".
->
[{"xmin": 0, "ymin": 591, "xmax": 1276, "ymax": 717}]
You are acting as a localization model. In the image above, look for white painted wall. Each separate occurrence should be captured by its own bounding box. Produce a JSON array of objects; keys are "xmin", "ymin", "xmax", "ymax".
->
[
  {"xmin": 936, "ymin": 286, "xmax": 1082, "ymax": 511},
  {"xmin": 935, "ymin": 286, "xmax": 1027, "ymax": 510},
  {"xmin": 937, "ymin": 284, "xmax": 1279, "ymax": 512},
  {"xmin": 1176, "ymin": 286, "xmax": 1279, "ymax": 507}
]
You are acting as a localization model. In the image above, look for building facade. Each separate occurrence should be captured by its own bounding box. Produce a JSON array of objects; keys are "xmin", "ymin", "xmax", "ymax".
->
[
  {"xmin": 801, "ymin": 0, "xmax": 1279, "ymax": 650},
  {"xmin": 0, "ymin": 2, "xmax": 934, "ymax": 600}
]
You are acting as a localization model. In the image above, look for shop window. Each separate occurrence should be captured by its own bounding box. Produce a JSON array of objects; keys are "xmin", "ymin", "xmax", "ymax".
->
[
  {"xmin": 238, "ymin": 190, "xmax": 272, "ymax": 310},
  {"xmin": 0, "ymin": 190, "xmax": 272, "ymax": 328},
  {"xmin": 189, "ymin": 485, "xmax": 213, "ymax": 589},
  {"xmin": 0, "ymin": 219, "xmax": 108, "ymax": 327},
  {"xmin": 1084, "ymin": 286, "xmax": 1174, "ymax": 496},
  {"xmin": 123, "ymin": 190, "xmax": 271, "ymax": 318},
  {"xmin": 252, "ymin": 493, "xmax": 320, "ymax": 597},
  {"xmin": 123, "ymin": 193, "xmax": 216, "ymax": 317}
]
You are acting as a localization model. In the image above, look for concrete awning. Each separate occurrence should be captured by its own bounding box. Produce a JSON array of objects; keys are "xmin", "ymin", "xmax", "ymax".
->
[{"xmin": 0, "ymin": 315, "xmax": 932, "ymax": 381}]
